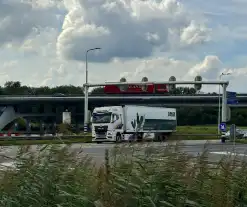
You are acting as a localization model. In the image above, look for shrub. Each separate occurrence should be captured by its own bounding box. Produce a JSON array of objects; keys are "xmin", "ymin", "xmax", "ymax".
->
[
  {"xmin": 0, "ymin": 143, "xmax": 247, "ymax": 206},
  {"xmin": 57, "ymin": 123, "xmax": 73, "ymax": 135}
]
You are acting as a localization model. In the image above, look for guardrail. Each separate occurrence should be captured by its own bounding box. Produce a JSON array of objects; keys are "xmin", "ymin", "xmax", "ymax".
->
[
  {"xmin": 0, "ymin": 135, "xmax": 92, "ymax": 141},
  {"xmin": 174, "ymin": 134, "xmax": 219, "ymax": 136},
  {"xmin": 0, "ymin": 134, "xmax": 220, "ymax": 141}
]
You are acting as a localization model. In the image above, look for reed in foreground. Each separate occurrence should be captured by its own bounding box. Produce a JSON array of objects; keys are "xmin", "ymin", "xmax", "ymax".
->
[{"xmin": 0, "ymin": 143, "xmax": 247, "ymax": 207}]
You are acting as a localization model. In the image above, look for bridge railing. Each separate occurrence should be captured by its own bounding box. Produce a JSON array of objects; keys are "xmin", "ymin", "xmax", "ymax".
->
[{"xmin": 0, "ymin": 94, "xmax": 245, "ymax": 97}]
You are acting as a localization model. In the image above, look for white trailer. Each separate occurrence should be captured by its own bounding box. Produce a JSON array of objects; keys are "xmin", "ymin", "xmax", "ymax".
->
[{"xmin": 91, "ymin": 105, "xmax": 177, "ymax": 143}]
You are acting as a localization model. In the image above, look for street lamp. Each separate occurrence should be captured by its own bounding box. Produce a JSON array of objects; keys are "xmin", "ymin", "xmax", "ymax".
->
[
  {"xmin": 84, "ymin": 47, "xmax": 101, "ymax": 132},
  {"xmin": 218, "ymin": 72, "xmax": 231, "ymax": 135}
]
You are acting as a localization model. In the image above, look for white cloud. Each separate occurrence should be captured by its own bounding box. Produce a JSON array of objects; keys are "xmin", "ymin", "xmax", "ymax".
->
[
  {"xmin": 115, "ymin": 55, "xmax": 247, "ymax": 93},
  {"xmin": 0, "ymin": 0, "xmax": 246, "ymax": 93},
  {"xmin": 187, "ymin": 56, "xmax": 222, "ymax": 79},
  {"xmin": 2, "ymin": 60, "xmax": 18, "ymax": 69},
  {"xmin": 56, "ymin": 0, "xmax": 211, "ymax": 62},
  {"xmin": 119, "ymin": 57, "xmax": 193, "ymax": 81},
  {"xmin": 0, "ymin": 0, "xmax": 62, "ymax": 47},
  {"xmin": 20, "ymin": 28, "xmax": 59, "ymax": 56},
  {"xmin": 180, "ymin": 20, "xmax": 211, "ymax": 46}
]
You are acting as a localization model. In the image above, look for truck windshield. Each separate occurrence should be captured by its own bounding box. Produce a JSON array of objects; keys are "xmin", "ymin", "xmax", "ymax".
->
[{"xmin": 92, "ymin": 113, "xmax": 112, "ymax": 123}]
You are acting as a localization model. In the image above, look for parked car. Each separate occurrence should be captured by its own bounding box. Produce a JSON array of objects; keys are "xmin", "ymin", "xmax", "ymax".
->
[{"xmin": 221, "ymin": 128, "xmax": 247, "ymax": 140}]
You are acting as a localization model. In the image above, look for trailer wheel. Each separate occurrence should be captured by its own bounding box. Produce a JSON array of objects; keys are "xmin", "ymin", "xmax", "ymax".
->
[{"xmin": 162, "ymin": 135, "xmax": 167, "ymax": 141}]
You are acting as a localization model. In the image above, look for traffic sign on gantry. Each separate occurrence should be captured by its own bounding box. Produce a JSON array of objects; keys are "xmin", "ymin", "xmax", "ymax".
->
[
  {"xmin": 119, "ymin": 77, "xmax": 127, "ymax": 91},
  {"xmin": 141, "ymin": 77, "xmax": 148, "ymax": 91},
  {"xmin": 227, "ymin": 91, "xmax": 238, "ymax": 105},
  {"xmin": 169, "ymin": 76, "xmax": 176, "ymax": 91},
  {"xmin": 194, "ymin": 75, "xmax": 202, "ymax": 91}
]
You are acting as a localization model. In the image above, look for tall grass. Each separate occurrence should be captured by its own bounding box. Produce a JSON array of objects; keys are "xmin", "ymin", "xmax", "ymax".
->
[{"xmin": 1, "ymin": 143, "xmax": 247, "ymax": 206}]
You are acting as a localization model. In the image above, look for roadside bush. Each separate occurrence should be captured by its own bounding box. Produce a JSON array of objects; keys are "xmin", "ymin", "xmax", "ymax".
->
[
  {"xmin": 0, "ymin": 143, "xmax": 247, "ymax": 206},
  {"xmin": 57, "ymin": 123, "xmax": 73, "ymax": 135}
]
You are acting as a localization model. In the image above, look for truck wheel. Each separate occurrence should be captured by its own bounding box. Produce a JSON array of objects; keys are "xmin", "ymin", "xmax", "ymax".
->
[
  {"xmin": 137, "ymin": 133, "xmax": 143, "ymax": 142},
  {"xmin": 116, "ymin": 133, "xmax": 122, "ymax": 143}
]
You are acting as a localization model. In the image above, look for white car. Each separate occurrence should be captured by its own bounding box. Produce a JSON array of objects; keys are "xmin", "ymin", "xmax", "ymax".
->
[{"xmin": 221, "ymin": 128, "xmax": 245, "ymax": 139}]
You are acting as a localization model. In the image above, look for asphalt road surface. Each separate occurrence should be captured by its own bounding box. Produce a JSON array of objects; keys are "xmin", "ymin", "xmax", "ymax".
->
[{"xmin": 1, "ymin": 140, "xmax": 247, "ymax": 167}]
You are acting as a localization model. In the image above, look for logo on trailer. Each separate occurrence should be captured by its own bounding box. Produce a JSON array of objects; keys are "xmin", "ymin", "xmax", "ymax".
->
[{"xmin": 168, "ymin": 112, "xmax": 175, "ymax": 117}]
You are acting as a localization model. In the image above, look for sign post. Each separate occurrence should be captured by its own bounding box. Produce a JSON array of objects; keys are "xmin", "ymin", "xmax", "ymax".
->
[
  {"xmin": 40, "ymin": 122, "xmax": 45, "ymax": 136},
  {"xmin": 230, "ymin": 124, "xmax": 236, "ymax": 152},
  {"xmin": 230, "ymin": 124, "xmax": 236, "ymax": 140},
  {"xmin": 14, "ymin": 122, "xmax": 18, "ymax": 132},
  {"xmin": 219, "ymin": 122, "xmax": 227, "ymax": 143}
]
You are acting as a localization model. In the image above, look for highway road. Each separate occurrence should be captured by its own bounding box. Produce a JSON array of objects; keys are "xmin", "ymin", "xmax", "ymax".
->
[{"xmin": 1, "ymin": 140, "xmax": 247, "ymax": 168}]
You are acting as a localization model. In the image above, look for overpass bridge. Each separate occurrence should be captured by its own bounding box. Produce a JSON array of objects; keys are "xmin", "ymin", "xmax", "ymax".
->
[
  {"xmin": 0, "ymin": 94, "xmax": 247, "ymax": 131},
  {"xmin": 0, "ymin": 94, "xmax": 247, "ymax": 103}
]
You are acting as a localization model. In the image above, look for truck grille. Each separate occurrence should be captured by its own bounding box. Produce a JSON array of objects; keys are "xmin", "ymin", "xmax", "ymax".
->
[
  {"xmin": 94, "ymin": 125, "xmax": 108, "ymax": 133},
  {"xmin": 94, "ymin": 125, "xmax": 108, "ymax": 139}
]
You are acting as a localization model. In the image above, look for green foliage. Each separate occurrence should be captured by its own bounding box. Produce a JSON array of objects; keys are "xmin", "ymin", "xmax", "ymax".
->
[
  {"xmin": 90, "ymin": 87, "xmax": 105, "ymax": 94},
  {"xmin": 1, "ymin": 81, "xmax": 84, "ymax": 95},
  {"xmin": 57, "ymin": 123, "xmax": 73, "ymax": 135},
  {"xmin": 1, "ymin": 144, "xmax": 247, "ymax": 206},
  {"xmin": 0, "ymin": 137, "xmax": 92, "ymax": 146},
  {"xmin": 177, "ymin": 107, "xmax": 247, "ymax": 126},
  {"xmin": 169, "ymin": 86, "xmax": 197, "ymax": 95},
  {"xmin": 15, "ymin": 117, "xmax": 26, "ymax": 129}
]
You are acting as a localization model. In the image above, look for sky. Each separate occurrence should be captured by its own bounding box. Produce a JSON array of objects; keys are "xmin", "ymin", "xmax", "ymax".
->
[{"xmin": 0, "ymin": 0, "xmax": 247, "ymax": 93}]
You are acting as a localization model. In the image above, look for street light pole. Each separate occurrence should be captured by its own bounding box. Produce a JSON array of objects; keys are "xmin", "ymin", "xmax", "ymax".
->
[
  {"xmin": 84, "ymin": 47, "xmax": 101, "ymax": 133},
  {"xmin": 218, "ymin": 72, "xmax": 231, "ymax": 135}
]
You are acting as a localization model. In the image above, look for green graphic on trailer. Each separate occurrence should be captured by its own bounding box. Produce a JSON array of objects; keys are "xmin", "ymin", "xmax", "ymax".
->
[
  {"xmin": 131, "ymin": 113, "xmax": 145, "ymax": 131},
  {"xmin": 131, "ymin": 113, "xmax": 176, "ymax": 131}
]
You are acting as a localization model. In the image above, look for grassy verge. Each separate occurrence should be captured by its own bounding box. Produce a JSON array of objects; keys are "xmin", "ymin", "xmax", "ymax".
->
[
  {"xmin": 2, "ymin": 125, "xmax": 247, "ymax": 146},
  {"xmin": 0, "ymin": 137, "xmax": 92, "ymax": 146},
  {"xmin": 177, "ymin": 125, "xmax": 218, "ymax": 134},
  {"xmin": 177, "ymin": 125, "xmax": 247, "ymax": 134},
  {"xmin": 0, "ymin": 144, "xmax": 247, "ymax": 206},
  {"xmin": 172, "ymin": 134, "xmax": 219, "ymax": 140},
  {"xmin": 175, "ymin": 125, "xmax": 219, "ymax": 140},
  {"xmin": 232, "ymin": 139, "xmax": 247, "ymax": 144},
  {"xmin": 0, "ymin": 136, "xmax": 217, "ymax": 146}
]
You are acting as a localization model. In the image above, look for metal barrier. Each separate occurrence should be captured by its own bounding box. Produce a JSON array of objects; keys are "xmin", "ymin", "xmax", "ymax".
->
[{"xmin": 0, "ymin": 134, "xmax": 219, "ymax": 141}]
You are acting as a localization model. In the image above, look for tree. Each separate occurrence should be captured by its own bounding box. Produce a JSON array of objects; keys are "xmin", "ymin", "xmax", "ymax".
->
[
  {"xmin": 90, "ymin": 87, "xmax": 104, "ymax": 95},
  {"xmin": 170, "ymin": 87, "xmax": 197, "ymax": 95},
  {"xmin": 4, "ymin": 81, "xmax": 21, "ymax": 88},
  {"xmin": 4, "ymin": 81, "xmax": 22, "ymax": 95}
]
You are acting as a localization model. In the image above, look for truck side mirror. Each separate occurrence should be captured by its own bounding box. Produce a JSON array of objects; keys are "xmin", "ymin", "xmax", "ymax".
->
[
  {"xmin": 111, "ymin": 114, "xmax": 117, "ymax": 123},
  {"xmin": 111, "ymin": 117, "xmax": 115, "ymax": 123}
]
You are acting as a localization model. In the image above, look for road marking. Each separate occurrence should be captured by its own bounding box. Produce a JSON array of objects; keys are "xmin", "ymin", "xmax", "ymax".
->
[{"xmin": 210, "ymin": 151, "xmax": 247, "ymax": 157}]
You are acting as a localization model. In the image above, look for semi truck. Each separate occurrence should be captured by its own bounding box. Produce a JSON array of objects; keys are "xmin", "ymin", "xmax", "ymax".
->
[{"xmin": 91, "ymin": 105, "xmax": 177, "ymax": 143}]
